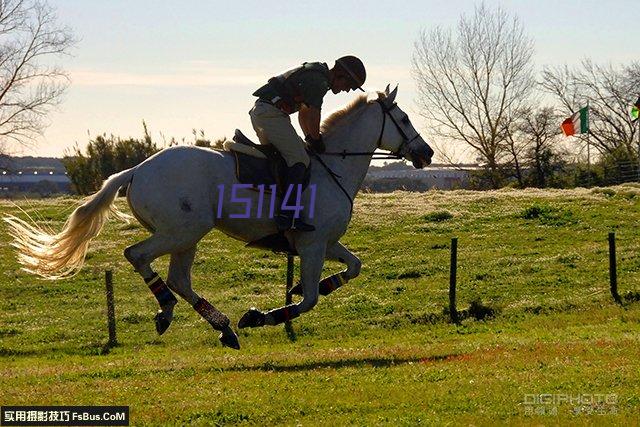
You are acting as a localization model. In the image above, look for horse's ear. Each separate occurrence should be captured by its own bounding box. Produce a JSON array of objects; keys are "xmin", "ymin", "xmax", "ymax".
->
[
  {"xmin": 386, "ymin": 84, "xmax": 398, "ymax": 105},
  {"xmin": 384, "ymin": 84, "xmax": 390, "ymax": 95}
]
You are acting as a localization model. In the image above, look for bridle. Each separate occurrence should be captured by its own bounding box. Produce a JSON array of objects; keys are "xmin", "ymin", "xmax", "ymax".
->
[
  {"xmin": 309, "ymin": 99, "xmax": 423, "ymax": 216},
  {"xmin": 320, "ymin": 99, "xmax": 422, "ymax": 160}
]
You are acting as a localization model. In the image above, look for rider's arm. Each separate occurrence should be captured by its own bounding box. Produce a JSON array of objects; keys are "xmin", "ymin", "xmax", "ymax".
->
[{"xmin": 298, "ymin": 104, "xmax": 321, "ymax": 140}]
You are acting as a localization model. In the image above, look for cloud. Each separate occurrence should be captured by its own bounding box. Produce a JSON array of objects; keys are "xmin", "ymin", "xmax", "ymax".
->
[
  {"xmin": 69, "ymin": 62, "xmax": 415, "ymax": 89},
  {"xmin": 70, "ymin": 65, "xmax": 265, "ymax": 87}
]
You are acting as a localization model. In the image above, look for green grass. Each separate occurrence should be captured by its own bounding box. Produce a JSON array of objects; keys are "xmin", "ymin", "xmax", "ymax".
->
[{"xmin": 1, "ymin": 185, "xmax": 639, "ymax": 425}]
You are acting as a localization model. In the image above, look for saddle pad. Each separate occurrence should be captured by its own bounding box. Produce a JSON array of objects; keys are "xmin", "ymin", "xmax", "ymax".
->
[
  {"xmin": 223, "ymin": 141, "xmax": 267, "ymax": 159},
  {"xmin": 232, "ymin": 151, "xmax": 279, "ymax": 187}
]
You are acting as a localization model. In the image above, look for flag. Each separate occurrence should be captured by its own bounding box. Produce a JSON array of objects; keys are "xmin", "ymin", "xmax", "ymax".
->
[
  {"xmin": 561, "ymin": 107, "xmax": 589, "ymax": 137},
  {"xmin": 631, "ymin": 96, "xmax": 640, "ymax": 122}
]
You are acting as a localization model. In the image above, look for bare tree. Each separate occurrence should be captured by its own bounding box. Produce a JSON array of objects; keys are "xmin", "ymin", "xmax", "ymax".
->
[
  {"xmin": 502, "ymin": 110, "xmax": 530, "ymax": 187},
  {"xmin": 510, "ymin": 107, "xmax": 565, "ymax": 187},
  {"xmin": 412, "ymin": 3, "xmax": 535, "ymax": 188},
  {"xmin": 542, "ymin": 60, "xmax": 640, "ymax": 159},
  {"xmin": 0, "ymin": 0, "xmax": 74, "ymax": 151}
]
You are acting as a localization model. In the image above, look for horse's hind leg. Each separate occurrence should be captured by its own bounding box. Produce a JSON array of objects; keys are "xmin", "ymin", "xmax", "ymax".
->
[
  {"xmin": 124, "ymin": 234, "xmax": 180, "ymax": 335},
  {"xmin": 167, "ymin": 246, "xmax": 240, "ymax": 350}
]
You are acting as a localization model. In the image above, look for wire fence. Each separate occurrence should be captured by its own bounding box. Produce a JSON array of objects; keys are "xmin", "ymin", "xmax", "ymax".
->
[{"xmin": 603, "ymin": 161, "xmax": 640, "ymax": 185}]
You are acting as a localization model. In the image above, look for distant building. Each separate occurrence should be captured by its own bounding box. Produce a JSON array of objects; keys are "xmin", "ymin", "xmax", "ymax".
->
[
  {"xmin": 0, "ymin": 156, "xmax": 72, "ymax": 196},
  {"xmin": 364, "ymin": 163, "xmax": 479, "ymax": 191},
  {"xmin": 0, "ymin": 171, "xmax": 72, "ymax": 196}
]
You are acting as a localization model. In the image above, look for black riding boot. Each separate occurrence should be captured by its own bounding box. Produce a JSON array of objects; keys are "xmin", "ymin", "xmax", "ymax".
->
[{"xmin": 275, "ymin": 162, "xmax": 315, "ymax": 232}]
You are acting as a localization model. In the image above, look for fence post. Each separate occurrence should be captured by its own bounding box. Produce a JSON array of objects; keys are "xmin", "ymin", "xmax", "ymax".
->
[
  {"xmin": 284, "ymin": 254, "xmax": 297, "ymax": 340},
  {"xmin": 608, "ymin": 233, "xmax": 622, "ymax": 304},
  {"xmin": 105, "ymin": 270, "xmax": 118, "ymax": 347},
  {"xmin": 286, "ymin": 254, "xmax": 294, "ymax": 306},
  {"xmin": 285, "ymin": 254, "xmax": 295, "ymax": 325},
  {"xmin": 449, "ymin": 238, "xmax": 459, "ymax": 323}
]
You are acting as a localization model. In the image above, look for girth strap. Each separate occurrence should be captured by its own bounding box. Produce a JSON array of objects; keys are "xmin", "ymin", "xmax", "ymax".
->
[{"xmin": 309, "ymin": 151, "xmax": 354, "ymax": 218}]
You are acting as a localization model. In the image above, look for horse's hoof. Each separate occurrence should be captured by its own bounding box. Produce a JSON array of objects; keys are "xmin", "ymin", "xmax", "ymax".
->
[
  {"xmin": 238, "ymin": 308, "xmax": 266, "ymax": 329},
  {"xmin": 219, "ymin": 327, "xmax": 240, "ymax": 350},
  {"xmin": 155, "ymin": 311, "xmax": 172, "ymax": 335},
  {"xmin": 288, "ymin": 282, "xmax": 303, "ymax": 296}
]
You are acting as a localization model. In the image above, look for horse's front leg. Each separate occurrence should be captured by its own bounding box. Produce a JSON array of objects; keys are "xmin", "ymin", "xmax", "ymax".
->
[
  {"xmin": 238, "ymin": 242, "xmax": 326, "ymax": 328},
  {"xmin": 289, "ymin": 241, "xmax": 361, "ymax": 297}
]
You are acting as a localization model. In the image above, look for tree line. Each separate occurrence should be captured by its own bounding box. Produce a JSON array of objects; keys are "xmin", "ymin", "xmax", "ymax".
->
[
  {"xmin": 412, "ymin": 3, "xmax": 640, "ymax": 189},
  {"xmin": 62, "ymin": 124, "xmax": 224, "ymax": 195}
]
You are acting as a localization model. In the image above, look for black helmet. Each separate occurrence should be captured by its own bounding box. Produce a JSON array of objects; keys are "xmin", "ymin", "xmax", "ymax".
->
[{"xmin": 335, "ymin": 55, "xmax": 366, "ymax": 92}]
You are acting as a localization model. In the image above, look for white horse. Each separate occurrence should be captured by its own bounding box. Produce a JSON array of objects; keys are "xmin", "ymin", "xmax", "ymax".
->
[{"xmin": 5, "ymin": 86, "xmax": 433, "ymax": 350}]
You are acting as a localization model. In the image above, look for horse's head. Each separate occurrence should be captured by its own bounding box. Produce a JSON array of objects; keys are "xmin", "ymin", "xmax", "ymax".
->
[{"xmin": 376, "ymin": 85, "xmax": 434, "ymax": 168}]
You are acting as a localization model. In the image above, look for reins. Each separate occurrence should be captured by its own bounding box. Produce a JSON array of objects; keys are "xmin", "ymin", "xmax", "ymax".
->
[{"xmin": 309, "ymin": 99, "xmax": 422, "ymax": 216}]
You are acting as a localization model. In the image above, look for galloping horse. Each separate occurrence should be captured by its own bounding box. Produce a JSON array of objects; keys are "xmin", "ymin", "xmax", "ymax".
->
[{"xmin": 5, "ymin": 86, "xmax": 433, "ymax": 350}]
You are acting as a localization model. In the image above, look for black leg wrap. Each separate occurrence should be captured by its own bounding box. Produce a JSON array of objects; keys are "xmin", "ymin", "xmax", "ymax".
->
[
  {"xmin": 318, "ymin": 271, "xmax": 348, "ymax": 296},
  {"xmin": 289, "ymin": 282, "xmax": 303, "ymax": 296},
  {"xmin": 267, "ymin": 304, "xmax": 300, "ymax": 325},
  {"xmin": 145, "ymin": 273, "xmax": 178, "ymax": 308},
  {"xmin": 193, "ymin": 297, "xmax": 230, "ymax": 331},
  {"xmin": 289, "ymin": 272, "xmax": 349, "ymax": 297}
]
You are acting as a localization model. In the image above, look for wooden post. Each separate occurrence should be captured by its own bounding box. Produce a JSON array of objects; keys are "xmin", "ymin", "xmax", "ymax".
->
[
  {"xmin": 449, "ymin": 238, "xmax": 459, "ymax": 323},
  {"xmin": 284, "ymin": 254, "xmax": 296, "ymax": 338},
  {"xmin": 105, "ymin": 270, "xmax": 117, "ymax": 346},
  {"xmin": 286, "ymin": 254, "xmax": 294, "ymax": 306},
  {"xmin": 608, "ymin": 233, "xmax": 622, "ymax": 304}
]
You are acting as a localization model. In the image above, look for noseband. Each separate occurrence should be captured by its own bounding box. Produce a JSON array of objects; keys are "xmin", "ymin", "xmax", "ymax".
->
[{"xmin": 375, "ymin": 100, "xmax": 422, "ymax": 158}]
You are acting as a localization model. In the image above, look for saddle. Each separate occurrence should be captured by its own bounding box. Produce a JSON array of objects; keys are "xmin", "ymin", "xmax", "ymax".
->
[
  {"xmin": 223, "ymin": 129, "xmax": 311, "ymax": 255},
  {"xmin": 224, "ymin": 129, "xmax": 310, "ymax": 195},
  {"xmin": 223, "ymin": 129, "xmax": 286, "ymax": 190}
]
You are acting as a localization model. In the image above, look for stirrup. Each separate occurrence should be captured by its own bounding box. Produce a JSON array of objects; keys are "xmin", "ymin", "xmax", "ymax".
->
[
  {"xmin": 292, "ymin": 218, "xmax": 315, "ymax": 232},
  {"xmin": 275, "ymin": 214, "xmax": 315, "ymax": 232},
  {"xmin": 275, "ymin": 213, "xmax": 293, "ymax": 231}
]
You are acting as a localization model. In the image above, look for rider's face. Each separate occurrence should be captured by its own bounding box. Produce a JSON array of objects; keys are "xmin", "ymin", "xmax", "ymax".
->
[{"xmin": 331, "ymin": 75, "xmax": 352, "ymax": 94}]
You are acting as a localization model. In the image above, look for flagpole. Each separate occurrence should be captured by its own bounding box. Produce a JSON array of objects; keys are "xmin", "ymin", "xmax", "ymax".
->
[
  {"xmin": 637, "ymin": 113, "xmax": 640, "ymax": 182},
  {"xmin": 637, "ymin": 95, "xmax": 640, "ymax": 182},
  {"xmin": 586, "ymin": 100, "xmax": 591, "ymax": 187}
]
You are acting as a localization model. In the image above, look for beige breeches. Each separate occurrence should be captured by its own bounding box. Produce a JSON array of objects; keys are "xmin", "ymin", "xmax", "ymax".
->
[{"xmin": 249, "ymin": 101, "xmax": 310, "ymax": 167}]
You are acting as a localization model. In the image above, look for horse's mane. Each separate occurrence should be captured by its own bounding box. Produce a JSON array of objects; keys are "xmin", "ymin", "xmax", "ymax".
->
[{"xmin": 320, "ymin": 92, "xmax": 386, "ymax": 134}]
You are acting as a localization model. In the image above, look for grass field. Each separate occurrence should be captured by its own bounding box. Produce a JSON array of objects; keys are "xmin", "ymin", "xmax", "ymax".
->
[{"xmin": 1, "ymin": 185, "xmax": 639, "ymax": 425}]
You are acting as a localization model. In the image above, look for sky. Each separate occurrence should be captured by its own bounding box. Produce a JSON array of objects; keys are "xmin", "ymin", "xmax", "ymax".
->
[{"xmin": 12, "ymin": 0, "xmax": 640, "ymax": 158}]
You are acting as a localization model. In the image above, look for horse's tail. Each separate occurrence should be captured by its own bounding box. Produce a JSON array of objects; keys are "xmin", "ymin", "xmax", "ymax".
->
[{"xmin": 4, "ymin": 167, "xmax": 138, "ymax": 280}]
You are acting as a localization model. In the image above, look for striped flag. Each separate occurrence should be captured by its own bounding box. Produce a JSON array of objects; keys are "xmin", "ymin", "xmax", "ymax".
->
[
  {"xmin": 631, "ymin": 96, "xmax": 640, "ymax": 122},
  {"xmin": 561, "ymin": 107, "xmax": 589, "ymax": 137}
]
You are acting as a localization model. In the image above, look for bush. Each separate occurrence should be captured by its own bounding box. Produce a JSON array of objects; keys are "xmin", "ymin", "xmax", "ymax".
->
[
  {"xmin": 422, "ymin": 210, "xmax": 454, "ymax": 222},
  {"xmin": 519, "ymin": 203, "xmax": 575, "ymax": 226},
  {"xmin": 62, "ymin": 123, "xmax": 159, "ymax": 195}
]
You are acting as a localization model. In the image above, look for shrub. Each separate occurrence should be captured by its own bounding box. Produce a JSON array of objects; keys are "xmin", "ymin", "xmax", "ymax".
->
[
  {"xmin": 422, "ymin": 210, "xmax": 454, "ymax": 222},
  {"xmin": 62, "ymin": 122, "xmax": 159, "ymax": 195}
]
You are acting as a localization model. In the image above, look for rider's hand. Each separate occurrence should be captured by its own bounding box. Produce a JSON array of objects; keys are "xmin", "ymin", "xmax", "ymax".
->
[{"xmin": 305, "ymin": 134, "xmax": 326, "ymax": 154}]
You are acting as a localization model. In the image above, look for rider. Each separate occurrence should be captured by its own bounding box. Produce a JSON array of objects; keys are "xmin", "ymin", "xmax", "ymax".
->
[{"xmin": 250, "ymin": 55, "xmax": 366, "ymax": 232}]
